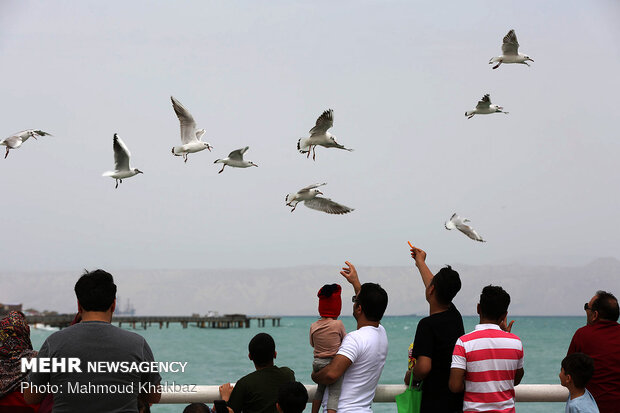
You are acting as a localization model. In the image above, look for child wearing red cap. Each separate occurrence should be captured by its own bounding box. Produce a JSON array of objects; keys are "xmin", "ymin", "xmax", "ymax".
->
[{"xmin": 309, "ymin": 284, "xmax": 346, "ymax": 413}]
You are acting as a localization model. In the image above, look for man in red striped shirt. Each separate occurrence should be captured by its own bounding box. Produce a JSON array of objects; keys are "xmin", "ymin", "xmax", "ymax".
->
[{"xmin": 448, "ymin": 285, "xmax": 524, "ymax": 413}]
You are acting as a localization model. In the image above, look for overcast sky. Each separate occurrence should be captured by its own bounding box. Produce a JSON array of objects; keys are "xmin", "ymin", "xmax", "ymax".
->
[{"xmin": 1, "ymin": 1, "xmax": 619, "ymax": 274}]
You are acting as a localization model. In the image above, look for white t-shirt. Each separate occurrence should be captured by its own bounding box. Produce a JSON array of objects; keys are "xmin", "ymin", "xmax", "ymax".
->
[{"xmin": 336, "ymin": 324, "xmax": 388, "ymax": 413}]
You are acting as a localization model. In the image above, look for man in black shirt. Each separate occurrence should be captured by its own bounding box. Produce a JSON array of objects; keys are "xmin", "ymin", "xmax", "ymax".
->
[{"xmin": 405, "ymin": 244, "xmax": 464, "ymax": 413}]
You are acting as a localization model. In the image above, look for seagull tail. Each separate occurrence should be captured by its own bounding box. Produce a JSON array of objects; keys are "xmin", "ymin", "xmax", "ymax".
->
[
  {"xmin": 102, "ymin": 171, "xmax": 115, "ymax": 177},
  {"xmin": 297, "ymin": 138, "xmax": 310, "ymax": 154}
]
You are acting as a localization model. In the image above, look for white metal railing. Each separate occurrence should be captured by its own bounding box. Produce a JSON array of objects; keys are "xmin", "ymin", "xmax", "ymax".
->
[{"xmin": 159, "ymin": 384, "xmax": 568, "ymax": 404}]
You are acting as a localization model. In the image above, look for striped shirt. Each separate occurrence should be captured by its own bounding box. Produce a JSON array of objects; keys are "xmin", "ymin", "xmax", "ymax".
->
[{"xmin": 451, "ymin": 324, "xmax": 524, "ymax": 413}]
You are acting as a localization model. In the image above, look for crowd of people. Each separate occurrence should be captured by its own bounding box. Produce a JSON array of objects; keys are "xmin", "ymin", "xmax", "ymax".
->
[{"xmin": 0, "ymin": 245, "xmax": 618, "ymax": 413}]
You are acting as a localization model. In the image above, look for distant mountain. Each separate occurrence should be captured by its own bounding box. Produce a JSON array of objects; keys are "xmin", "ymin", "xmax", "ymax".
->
[{"xmin": 2, "ymin": 258, "xmax": 618, "ymax": 316}]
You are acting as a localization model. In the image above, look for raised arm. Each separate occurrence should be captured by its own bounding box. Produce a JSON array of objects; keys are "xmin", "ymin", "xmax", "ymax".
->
[
  {"xmin": 340, "ymin": 261, "xmax": 361, "ymax": 295},
  {"xmin": 409, "ymin": 243, "xmax": 433, "ymax": 288}
]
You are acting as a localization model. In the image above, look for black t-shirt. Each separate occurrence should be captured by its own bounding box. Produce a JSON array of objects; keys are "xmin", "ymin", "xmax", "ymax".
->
[{"xmin": 412, "ymin": 304, "xmax": 465, "ymax": 413}]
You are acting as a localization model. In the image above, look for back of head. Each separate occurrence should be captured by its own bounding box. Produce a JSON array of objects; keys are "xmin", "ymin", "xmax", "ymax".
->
[
  {"xmin": 249, "ymin": 333, "xmax": 276, "ymax": 367},
  {"xmin": 1, "ymin": 311, "xmax": 34, "ymax": 359},
  {"xmin": 592, "ymin": 290, "xmax": 619, "ymax": 322},
  {"xmin": 277, "ymin": 381, "xmax": 308, "ymax": 413},
  {"xmin": 357, "ymin": 283, "xmax": 388, "ymax": 322},
  {"xmin": 318, "ymin": 283, "xmax": 342, "ymax": 318},
  {"xmin": 431, "ymin": 265, "xmax": 462, "ymax": 305},
  {"xmin": 183, "ymin": 403, "xmax": 210, "ymax": 413},
  {"xmin": 137, "ymin": 399, "xmax": 151, "ymax": 413},
  {"xmin": 74, "ymin": 269, "xmax": 117, "ymax": 312},
  {"xmin": 562, "ymin": 353, "xmax": 594, "ymax": 389},
  {"xmin": 479, "ymin": 285, "xmax": 510, "ymax": 322}
]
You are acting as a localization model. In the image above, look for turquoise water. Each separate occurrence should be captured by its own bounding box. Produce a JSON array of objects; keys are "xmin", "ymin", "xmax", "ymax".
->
[{"xmin": 29, "ymin": 315, "xmax": 584, "ymax": 412}]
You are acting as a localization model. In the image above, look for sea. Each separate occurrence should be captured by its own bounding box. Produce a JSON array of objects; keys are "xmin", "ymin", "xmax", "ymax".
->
[{"xmin": 29, "ymin": 315, "xmax": 584, "ymax": 413}]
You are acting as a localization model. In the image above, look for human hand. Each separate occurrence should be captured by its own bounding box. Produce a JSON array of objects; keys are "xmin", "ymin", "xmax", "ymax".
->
[
  {"xmin": 500, "ymin": 317, "xmax": 515, "ymax": 333},
  {"xmin": 409, "ymin": 243, "xmax": 427, "ymax": 266},
  {"xmin": 340, "ymin": 261, "xmax": 361, "ymax": 294},
  {"xmin": 219, "ymin": 383, "xmax": 233, "ymax": 401}
]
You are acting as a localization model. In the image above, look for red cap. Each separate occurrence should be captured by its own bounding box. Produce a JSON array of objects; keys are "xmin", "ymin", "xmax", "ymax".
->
[{"xmin": 318, "ymin": 284, "xmax": 342, "ymax": 318}]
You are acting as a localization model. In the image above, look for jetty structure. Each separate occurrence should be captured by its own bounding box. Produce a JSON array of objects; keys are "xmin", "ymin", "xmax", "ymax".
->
[{"xmin": 26, "ymin": 314, "xmax": 281, "ymax": 330}]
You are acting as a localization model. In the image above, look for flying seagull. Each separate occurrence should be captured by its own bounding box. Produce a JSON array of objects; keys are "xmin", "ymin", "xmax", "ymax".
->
[
  {"xmin": 170, "ymin": 96, "xmax": 213, "ymax": 163},
  {"xmin": 489, "ymin": 29, "xmax": 534, "ymax": 70},
  {"xmin": 285, "ymin": 183, "xmax": 354, "ymax": 214},
  {"xmin": 102, "ymin": 134, "xmax": 143, "ymax": 189},
  {"xmin": 1, "ymin": 130, "xmax": 52, "ymax": 158},
  {"xmin": 445, "ymin": 213, "xmax": 485, "ymax": 242},
  {"xmin": 465, "ymin": 94, "xmax": 508, "ymax": 119},
  {"xmin": 214, "ymin": 146, "xmax": 258, "ymax": 174},
  {"xmin": 297, "ymin": 109, "xmax": 353, "ymax": 161}
]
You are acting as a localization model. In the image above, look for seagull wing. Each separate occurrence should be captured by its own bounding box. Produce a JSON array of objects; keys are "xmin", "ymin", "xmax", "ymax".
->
[
  {"xmin": 502, "ymin": 29, "xmax": 519, "ymax": 55},
  {"xmin": 299, "ymin": 182, "xmax": 327, "ymax": 192},
  {"xmin": 304, "ymin": 197, "xmax": 354, "ymax": 215},
  {"xmin": 309, "ymin": 109, "xmax": 334, "ymax": 136},
  {"xmin": 456, "ymin": 222, "xmax": 485, "ymax": 242},
  {"xmin": 228, "ymin": 146, "xmax": 248, "ymax": 161},
  {"xmin": 33, "ymin": 130, "xmax": 52, "ymax": 137},
  {"xmin": 113, "ymin": 135, "xmax": 131, "ymax": 171},
  {"xmin": 171, "ymin": 96, "xmax": 198, "ymax": 144},
  {"xmin": 476, "ymin": 94, "xmax": 491, "ymax": 109},
  {"xmin": 445, "ymin": 213, "xmax": 459, "ymax": 230}
]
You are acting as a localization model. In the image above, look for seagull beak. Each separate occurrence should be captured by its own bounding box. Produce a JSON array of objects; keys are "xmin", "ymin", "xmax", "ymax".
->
[
  {"xmin": 528, "ymin": 57, "xmax": 534, "ymax": 62},
  {"xmin": 137, "ymin": 170, "xmax": 144, "ymax": 174},
  {"xmin": 207, "ymin": 145, "xmax": 213, "ymax": 152},
  {"xmin": 317, "ymin": 191, "xmax": 323, "ymax": 195},
  {"xmin": 253, "ymin": 163, "xmax": 258, "ymax": 167}
]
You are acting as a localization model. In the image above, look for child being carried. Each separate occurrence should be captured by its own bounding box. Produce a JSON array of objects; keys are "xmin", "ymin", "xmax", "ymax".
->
[{"xmin": 310, "ymin": 284, "xmax": 346, "ymax": 413}]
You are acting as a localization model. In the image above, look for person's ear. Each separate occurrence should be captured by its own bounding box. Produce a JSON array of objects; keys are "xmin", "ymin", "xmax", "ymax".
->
[
  {"xmin": 476, "ymin": 303, "xmax": 481, "ymax": 315},
  {"xmin": 276, "ymin": 402, "xmax": 283, "ymax": 413},
  {"xmin": 110, "ymin": 299, "xmax": 116, "ymax": 313},
  {"xmin": 248, "ymin": 353, "xmax": 253, "ymax": 361},
  {"xmin": 274, "ymin": 350, "xmax": 277, "ymax": 360},
  {"xmin": 592, "ymin": 310, "xmax": 600, "ymax": 323},
  {"xmin": 77, "ymin": 300, "xmax": 83, "ymax": 313}
]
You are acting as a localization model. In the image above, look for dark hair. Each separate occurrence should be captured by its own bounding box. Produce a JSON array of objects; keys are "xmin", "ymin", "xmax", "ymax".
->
[
  {"xmin": 592, "ymin": 290, "xmax": 619, "ymax": 322},
  {"xmin": 431, "ymin": 265, "xmax": 462, "ymax": 305},
  {"xmin": 249, "ymin": 333, "xmax": 276, "ymax": 367},
  {"xmin": 562, "ymin": 353, "xmax": 594, "ymax": 389},
  {"xmin": 183, "ymin": 403, "xmax": 210, "ymax": 413},
  {"xmin": 479, "ymin": 285, "xmax": 510, "ymax": 321},
  {"xmin": 277, "ymin": 381, "xmax": 308, "ymax": 413},
  {"xmin": 357, "ymin": 283, "xmax": 388, "ymax": 322},
  {"xmin": 137, "ymin": 399, "xmax": 150, "ymax": 413},
  {"xmin": 74, "ymin": 269, "xmax": 117, "ymax": 312},
  {"xmin": 318, "ymin": 284, "xmax": 340, "ymax": 298}
]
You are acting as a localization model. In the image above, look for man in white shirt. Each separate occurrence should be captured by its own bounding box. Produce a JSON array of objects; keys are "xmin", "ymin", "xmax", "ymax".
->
[{"xmin": 311, "ymin": 261, "xmax": 389, "ymax": 413}]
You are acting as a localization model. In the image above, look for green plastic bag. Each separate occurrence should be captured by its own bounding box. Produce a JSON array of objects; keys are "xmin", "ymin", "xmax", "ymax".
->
[{"xmin": 394, "ymin": 379, "xmax": 422, "ymax": 413}]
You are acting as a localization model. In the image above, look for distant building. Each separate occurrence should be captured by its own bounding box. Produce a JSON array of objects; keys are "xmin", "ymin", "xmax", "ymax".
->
[{"xmin": 0, "ymin": 303, "xmax": 23, "ymax": 316}]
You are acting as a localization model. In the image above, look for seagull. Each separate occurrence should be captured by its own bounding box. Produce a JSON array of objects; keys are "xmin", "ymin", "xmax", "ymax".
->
[
  {"xmin": 297, "ymin": 109, "xmax": 353, "ymax": 161},
  {"xmin": 489, "ymin": 29, "xmax": 534, "ymax": 70},
  {"xmin": 1, "ymin": 130, "xmax": 52, "ymax": 158},
  {"xmin": 465, "ymin": 94, "xmax": 508, "ymax": 119},
  {"xmin": 445, "ymin": 213, "xmax": 485, "ymax": 242},
  {"xmin": 102, "ymin": 134, "xmax": 143, "ymax": 189},
  {"xmin": 214, "ymin": 146, "xmax": 258, "ymax": 174},
  {"xmin": 170, "ymin": 96, "xmax": 213, "ymax": 163},
  {"xmin": 285, "ymin": 183, "xmax": 354, "ymax": 214}
]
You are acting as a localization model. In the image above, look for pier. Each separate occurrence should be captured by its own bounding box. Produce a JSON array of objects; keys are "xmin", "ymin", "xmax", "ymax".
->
[{"xmin": 26, "ymin": 314, "xmax": 281, "ymax": 330}]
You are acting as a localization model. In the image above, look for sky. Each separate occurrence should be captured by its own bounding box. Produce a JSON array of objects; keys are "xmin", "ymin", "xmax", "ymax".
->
[{"xmin": 1, "ymin": 1, "xmax": 619, "ymax": 274}]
